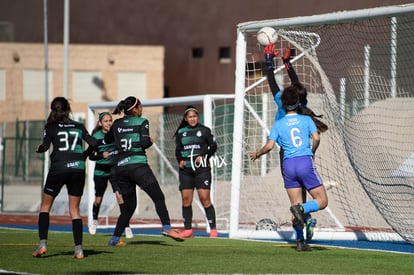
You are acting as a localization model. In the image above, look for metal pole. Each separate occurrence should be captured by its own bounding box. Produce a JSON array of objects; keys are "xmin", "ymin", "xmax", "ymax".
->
[
  {"xmin": 43, "ymin": 0, "xmax": 49, "ymax": 119},
  {"xmin": 42, "ymin": 0, "xmax": 49, "ymax": 193},
  {"xmin": 364, "ymin": 45, "xmax": 371, "ymax": 107},
  {"xmin": 63, "ymin": 0, "xmax": 70, "ymax": 98},
  {"xmin": 340, "ymin": 78, "xmax": 346, "ymax": 124},
  {"xmin": 390, "ymin": 17, "xmax": 397, "ymax": 99},
  {"xmin": 229, "ymin": 30, "xmax": 247, "ymax": 238}
]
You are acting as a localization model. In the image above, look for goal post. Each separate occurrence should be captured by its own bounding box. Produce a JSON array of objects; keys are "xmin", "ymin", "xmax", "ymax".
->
[
  {"xmin": 232, "ymin": 4, "xmax": 414, "ymax": 243},
  {"xmin": 86, "ymin": 94, "xmax": 235, "ymax": 233}
]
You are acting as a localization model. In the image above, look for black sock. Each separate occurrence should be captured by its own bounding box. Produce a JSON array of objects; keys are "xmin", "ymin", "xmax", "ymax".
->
[
  {"xmin": 38, "ymin": 212, "xmax": 49, "ymax": 240},
  {"xmin": 72, "ymin": 218, "xmax": 83, "ymax": 246},
  {"xmin": 204, "ymin": 205, "xmax": 216, "ymax": 229},
  {"xmin": 182, "ymin": 206, "xmax": 193, "ymax": 230},
  {"xmin": 92, "ymin": 203, "xmax": 101, "ymax": 220}
]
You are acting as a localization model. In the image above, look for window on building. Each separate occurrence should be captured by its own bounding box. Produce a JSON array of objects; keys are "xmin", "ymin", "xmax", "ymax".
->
[
  {"xmin": 23, "ymin": 69, "xmax": 53, "ymax": 101},
  {"xmin": 118, "ymin": 72, "xmax": 147, "ymax": 100},
  {"xmin": 0, "ymin": 21, "xmax": 14, "ymax": 41},
  {"xmin": 73, "ymin": 71, "xmax": 102, "ymax": 102},
  {"xmin": 192, "ymin": 48, "xmax": 203, "ymax": 58},
  {"xmin": 219, "ymin": 47, "xmax": 231, "ymax": 64}
]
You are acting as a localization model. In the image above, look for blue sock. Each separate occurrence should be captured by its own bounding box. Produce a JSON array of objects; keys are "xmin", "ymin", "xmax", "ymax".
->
[
  {"xmin": 163, "ymin": 225, "xmax": 171, "ymax": 231},
  {"xmin": 294, "ymin": 225, "xmax": 304, "ymax": 240},
  {"xmin": 302, "ymin": 200, "xmax": 320, "ymax": 214},
  {"xmin": 111, "ymin": 236, "xmax": 120, "ymax": 241}
]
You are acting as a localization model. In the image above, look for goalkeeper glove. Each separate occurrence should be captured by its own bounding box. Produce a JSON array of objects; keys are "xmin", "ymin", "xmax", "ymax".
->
[
  {"xmin": 263, "ymin": 43, "xmax": 279, "ymax": 69},
  {"xmin": 282, "ymin": 47, "xmax": 293, "ymax": 70}
]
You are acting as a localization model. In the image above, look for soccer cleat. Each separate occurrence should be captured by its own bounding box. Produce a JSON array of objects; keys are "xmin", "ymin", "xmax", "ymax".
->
[
  {"xmin": 89, "ymin": 219, "xmax": 98, "ymax": 235},
  {"xmin": 32, "ymin": 245, "xmax": 47, "ymax": 257},
  {"xmin": 162, "ymin": 229, "xmax": 185, "ymax": 242},
  {"xmin": 124, "ymin": 227, "xmax": 134, "ymax": 239},
  {"xmin": 296, "ymin": 239, "xmax": 311, "ymax": 252},
  {"xmin": 178, "ymin": 229, "xmax": 194, "ymax": 239},
  {"xmin": 209, "ymin": 229, "xmax": 218, "ymax": 238},
  {"xmin": 117, "ymin": 238, "xmax": 126, "ymax": 246},
  {"xmin": 306, "ymin": 217, "xmax": 317, "ymax": 241},
  {"xmin": 108, "ymin": 236, "xmax": 126, "ymax": 246},
  {"xmin": 290, "ymin": 204, "xmax": 305, "ymax": 229},
  {"xmin": 73, "ymin": 245, "xmax": 84, "ymax": 259}
]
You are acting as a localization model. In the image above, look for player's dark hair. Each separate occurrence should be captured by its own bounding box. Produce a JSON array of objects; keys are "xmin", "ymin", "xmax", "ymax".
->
[
  {"xmin": 173, "ymin": 105, "xmax": 199, "ymax": 137},
  {"xmin": 47, "ymin": 97, "xmax": 71, "ymax": 124},
  {"xmin": 92, "ymin": 112, "xmax": 112, "ymax": 134},
  {"xmin": 281, "ymin": 86, "xmax": 300, "ymax": 110},
  {"xmin": 113, "ymin": 96, "xmax": 141, "ymax": 116},
  {"xmin": 293, "ymin": 82, "xmax": 308, "ymax": 105},
  {"xmin": 298, "ymin": 106, "xmax": 329, "ymax": 133}
]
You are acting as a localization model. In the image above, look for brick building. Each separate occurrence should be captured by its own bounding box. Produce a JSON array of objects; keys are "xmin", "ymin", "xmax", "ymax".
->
[{"xmin": 0, "ymin": 0, "xmax": 410, "ymax": 122}]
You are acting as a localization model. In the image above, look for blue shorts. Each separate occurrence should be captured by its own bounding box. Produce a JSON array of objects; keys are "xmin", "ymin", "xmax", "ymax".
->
[{"xmin": 282, "ymin": 156, "xmax": 322, "ymax": 190}]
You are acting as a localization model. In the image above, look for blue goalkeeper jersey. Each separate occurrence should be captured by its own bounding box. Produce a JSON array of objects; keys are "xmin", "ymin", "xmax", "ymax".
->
[
  {"xmin": 269, "ymin": 113, "xmax": 317, "ymax": 159},
  {"xmin": 274, "ymin": 91, "xmax": 285, "ymax": 120}
]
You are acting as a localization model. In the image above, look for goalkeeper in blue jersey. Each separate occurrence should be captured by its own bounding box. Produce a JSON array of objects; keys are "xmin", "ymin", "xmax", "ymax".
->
[
  {"xmin": 263, "ymin": 43, "xmax": 327, "ymax": 243},
  {"xmin": 263, "ymin": 43, "xmax": 328, "ymax": 131},
  {"xmin": 103, "ymin": 96, "xmax": 184, "ymax": 245},
  {"xmin": 250, "ymin": 86, "xmax": 328, "ymax": 252},
  {"xmin": 32, "ymin": 97, "xmax": 98, "ymax": 259}
]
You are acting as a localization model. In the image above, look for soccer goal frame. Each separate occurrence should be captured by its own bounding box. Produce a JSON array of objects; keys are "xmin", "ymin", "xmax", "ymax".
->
[
  {"xmin": 86, "ymin": 94, "xmax": 235, "ymax": 233},
  {"xmin": 231, "ymin": 4, "xmax": 414, "ymax": 243}
]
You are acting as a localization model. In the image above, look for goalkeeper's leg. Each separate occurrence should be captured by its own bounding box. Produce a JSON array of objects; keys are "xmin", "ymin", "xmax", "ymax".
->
[{"xmin": 302, "ymin": 189, "xmax": 317, "ymax": 241}]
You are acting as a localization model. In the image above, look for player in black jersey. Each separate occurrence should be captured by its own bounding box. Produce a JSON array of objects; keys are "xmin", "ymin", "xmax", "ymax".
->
[
  {"xmin": 104, "ymin": 96, "xmax": 183, "ymax": 245},
  {"xmin": 174, "ymin": 106, "xmax": 218, "ymax": 238},
  {"xmin": 32, "ymin": 97, "xmax": 98, "ymax": 259},
  {"xmin": 87, "ymin": 112, "xmax": 133, "ymax": 239}
]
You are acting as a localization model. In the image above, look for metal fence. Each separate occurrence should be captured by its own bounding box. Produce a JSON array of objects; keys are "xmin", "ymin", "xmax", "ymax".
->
[{"xmin": 0, "ymin": 120, "xmax": 44, "ymax": 212}]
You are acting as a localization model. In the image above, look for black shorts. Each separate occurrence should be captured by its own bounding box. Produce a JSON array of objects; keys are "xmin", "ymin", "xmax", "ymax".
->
[
  {"xmin": 44, "ymin": 170, "xmax": 85, "ymax": 197},
  {"xmin": 93, "ymin": 175, "xmax": 110, "ymax": 197},
  {"xmin": 116, "ymin": 164, "xmax": 158, "ymax": 194},
  {"xmin": 179, "ymin": 167, "xmax": 212, "ymax": 191}
]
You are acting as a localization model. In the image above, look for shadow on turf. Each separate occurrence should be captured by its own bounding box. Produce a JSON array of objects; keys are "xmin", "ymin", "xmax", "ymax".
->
[
  {"xmin": 75, "ymin": 272, "xmax": 140, "ymax": 274},
  {"xmin": 126, "ymin": 240, "xmax": 173, "ymax": 246},
  {"xmin": 289, "ymin": 244, "xmax": 329, "ymax": 251},
  {"xmin": 33, "ymin": 250, "xmax": 113, "ymax": 259}
]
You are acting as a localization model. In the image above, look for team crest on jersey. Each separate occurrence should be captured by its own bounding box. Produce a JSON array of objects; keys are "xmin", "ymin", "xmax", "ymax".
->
[{"xmin": 196, "ymin": 130, "xmax": 202, "ymax": 137}]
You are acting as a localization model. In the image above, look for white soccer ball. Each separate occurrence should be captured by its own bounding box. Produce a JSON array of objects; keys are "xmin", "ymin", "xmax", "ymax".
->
[
  {"xmin": 256, "ymin": 218, "xmax": 278, "ymax": 231},
  {"xmin": 257, "ymin": 27, "xmax": 278, "ymax": 46}
]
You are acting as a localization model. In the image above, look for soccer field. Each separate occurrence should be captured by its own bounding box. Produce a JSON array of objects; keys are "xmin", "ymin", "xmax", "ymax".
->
[{"xmin": 0, "ymin": 227, "xmax": 413, "ymax": 275}]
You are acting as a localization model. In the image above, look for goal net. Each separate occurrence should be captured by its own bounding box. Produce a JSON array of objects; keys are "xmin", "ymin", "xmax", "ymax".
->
[
  {"xmin": 231, "ymin": 4, "xmax": 414, "ymax": 243},
  {"xmin": 87, "ymin": 95, "xmax": 234, "ymax": 233}
]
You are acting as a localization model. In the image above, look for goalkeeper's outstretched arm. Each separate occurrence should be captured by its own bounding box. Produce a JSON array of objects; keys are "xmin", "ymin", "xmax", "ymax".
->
[
  {"xmin": 281, "ymin": 47, "xmax": 299, "ymax": 85},
  {"xmin": 263, "ymin": 43, "xmax": 281, "ymax": 97}
]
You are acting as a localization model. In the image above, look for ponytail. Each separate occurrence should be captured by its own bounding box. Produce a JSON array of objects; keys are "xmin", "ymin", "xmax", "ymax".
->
[{"xmin": 113, "ymin": 96, "xmax": 140, "ymax": 115}]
